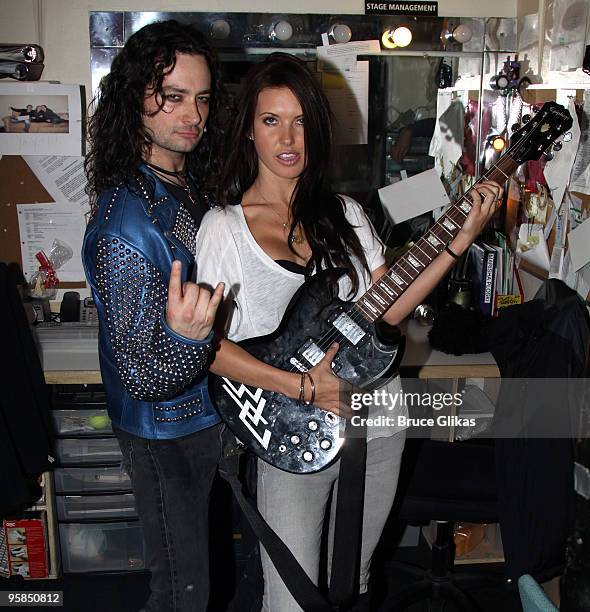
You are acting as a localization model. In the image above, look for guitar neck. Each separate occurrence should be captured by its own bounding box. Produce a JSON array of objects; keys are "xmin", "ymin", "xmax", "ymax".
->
[{"xmin": 353, "ymin": 154, "xmax": 519, "ymax": 324}]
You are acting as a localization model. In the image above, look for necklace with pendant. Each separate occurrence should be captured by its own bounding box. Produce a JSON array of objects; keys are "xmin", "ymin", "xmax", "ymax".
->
[
  {"xmin": 276, "ymin": 214, "xmax": 304, "ymax": 245},
  {"xmin": 255, "ymin": 187, "xmax": 304, "ymax": 246},
  {"xmin": 145, "ymin": 161, "xmax": 197, "ymax": 208}
]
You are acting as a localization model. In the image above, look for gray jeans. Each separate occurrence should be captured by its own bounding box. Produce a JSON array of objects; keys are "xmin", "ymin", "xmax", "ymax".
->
[{"xmin": 257, "ymin": 430, "xmax": 406, "ymax": 612}]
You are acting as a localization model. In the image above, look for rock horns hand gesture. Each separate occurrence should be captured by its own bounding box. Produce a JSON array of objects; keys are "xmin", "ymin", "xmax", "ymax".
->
[{"xmin": 165, "ymin": 260, "xmax": 224, "ymax": 341}]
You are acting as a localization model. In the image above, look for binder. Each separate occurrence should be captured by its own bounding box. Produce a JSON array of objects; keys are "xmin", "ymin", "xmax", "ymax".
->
[{"xmin": 469, "ymin": 241, "xmax": 498, "ymax": 316}]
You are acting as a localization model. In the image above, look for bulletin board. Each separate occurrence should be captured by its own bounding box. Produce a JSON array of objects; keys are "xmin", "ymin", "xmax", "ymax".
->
[{"xmin": 0, "ymin": 155, "xmax": 86, "ymax": 289}]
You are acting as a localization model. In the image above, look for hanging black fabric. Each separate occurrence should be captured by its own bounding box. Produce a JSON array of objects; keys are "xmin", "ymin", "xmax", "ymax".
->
[
  {"xmin": 488, "ymin": 279, "xmax": 590, "ymax": 585},
  {"xmin": 0, "ymin": 263, "xmax": 54, "ymax": 517}
]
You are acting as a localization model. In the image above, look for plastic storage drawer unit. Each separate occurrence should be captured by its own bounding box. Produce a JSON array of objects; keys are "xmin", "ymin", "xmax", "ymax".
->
[
  {"xmin": 52, "ymin": 409, "xmax": 112, "ymax": 437},
  {"xmin": 54, "ymin": 466, "xmax": 131, "ymax": 494},
  {"xmin": 55, "ymin": 438, "xmax": 123, "ymax": 466},
  {"xmin": 59, "ymin": 521, "xmax": 145, "ymax": 573},
  {"xmin": 56, "ymin": 494, "xmax": 137, "ymax": 521}
]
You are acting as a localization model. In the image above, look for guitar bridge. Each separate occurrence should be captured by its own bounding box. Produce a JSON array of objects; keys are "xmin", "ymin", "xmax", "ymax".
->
[
  {"xmin": 291, "ymin": 349, "xmax": 341, "ymax": 375},
  {"xmin": 300, "ymin": 341, "xmax": 325, "ymax": 367},
  {"xmin": 289, "ymin": 356, "xmax": 308, "ymax": 372}
]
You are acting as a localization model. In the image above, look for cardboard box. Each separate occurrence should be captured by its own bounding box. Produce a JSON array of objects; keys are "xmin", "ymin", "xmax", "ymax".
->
[
  {"xmin": 0, "ymin": 526, "xmax": 9, "ymax": 577},
  {"xmin": 4, "ymin": 517, "xmax": 48, "ymax": 579}
]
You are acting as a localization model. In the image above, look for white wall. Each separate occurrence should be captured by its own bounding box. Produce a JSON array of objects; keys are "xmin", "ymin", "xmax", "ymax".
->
[
  {"xmin": 1, "ymin": 0, "xmax": 517, "ymax": 95},
  {"xmin": 516, "ymin": 0, "xmax": 539, "ymax": 16}
]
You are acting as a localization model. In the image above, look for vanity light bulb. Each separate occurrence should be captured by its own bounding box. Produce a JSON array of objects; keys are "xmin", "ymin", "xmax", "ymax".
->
[
  {"xmin": 452, "ymin": 24, "xmax": 473, "ymax": 44},
  {"xmin": 272, "ymin": 20, "xmax": 294, "ymax": 42},
  {"xmin": 493, "ymin": 74, "xmax": 510, "ymax": 90},
  {"xmin": 382, "ymin": 28, "xmax": 397, "ymax": 49},
  {"xmin": 330, "ymin": 24, "xmax": 352, "ymax": 44},
  {"xmin": 210, "ymin": 19, "xmax": 231, "ymax": 40},
  {"xmin": 392, "ymin": 26, "xmax": 412, "ymax": 48},
  {"xmin": 492, "ymin": 135, "xmax": 507, "ymax": 151}
]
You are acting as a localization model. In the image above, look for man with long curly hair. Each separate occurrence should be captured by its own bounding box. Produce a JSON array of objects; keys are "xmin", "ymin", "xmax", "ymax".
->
[{"xmin": 82, "ymin": 21, "xmax": 225, "ymax": 612}]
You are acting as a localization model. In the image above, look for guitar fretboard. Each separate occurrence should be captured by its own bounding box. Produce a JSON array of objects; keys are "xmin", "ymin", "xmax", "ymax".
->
[{"xmin": 353, "ymin": 154, "xmax": 519, "ymax": 323}]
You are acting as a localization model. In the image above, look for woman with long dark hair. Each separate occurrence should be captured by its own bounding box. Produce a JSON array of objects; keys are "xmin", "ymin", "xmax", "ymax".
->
[{"xmin": 198, "ymin": 53, "xmax": 502, "ymax": 611}]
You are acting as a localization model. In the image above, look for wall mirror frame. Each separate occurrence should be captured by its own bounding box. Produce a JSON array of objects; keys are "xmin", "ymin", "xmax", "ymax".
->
[{"xmin": 89, "ymin": 12, "xmax": 521, "ymax": 232}]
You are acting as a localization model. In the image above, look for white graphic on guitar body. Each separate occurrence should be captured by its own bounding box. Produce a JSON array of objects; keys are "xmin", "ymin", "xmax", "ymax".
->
[{"xmin": 221, "ymin": 378, "xmax": 272, "ymax": 450}]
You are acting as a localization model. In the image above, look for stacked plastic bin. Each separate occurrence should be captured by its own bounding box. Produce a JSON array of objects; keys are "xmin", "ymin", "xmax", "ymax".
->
[{"xmin": 51, "ymin": 385, "xmax": 145, "ymax": 573}]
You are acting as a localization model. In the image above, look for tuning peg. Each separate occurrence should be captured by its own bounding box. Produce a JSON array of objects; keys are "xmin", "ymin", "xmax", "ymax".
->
[
  {"xmin": 522, "ymin": 114, "xmax": 532, "ymax": 123},
  {"xmin": 511, "ymin": 123, "xmax": 521, "ymax": 132},
  {"xmin": 563, "ymin": 132, "xmax": 573, "ymax": 142},
  {"xmin": 553, "ymin": 142, "xmax": 563, "ymax": 152},
  {"xmin": 544, "ymin": 152, "xmax": 554, "ymax": 161}
]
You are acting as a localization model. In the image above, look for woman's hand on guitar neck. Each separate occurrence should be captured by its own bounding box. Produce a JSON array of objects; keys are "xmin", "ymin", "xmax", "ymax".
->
[
  {"xmin": 307, "ymin": 343, "xmax": 353, "ymax": 419},
  {"xmin": 449, "ymin": 179, "xmax": 503, "ymax": 255}
]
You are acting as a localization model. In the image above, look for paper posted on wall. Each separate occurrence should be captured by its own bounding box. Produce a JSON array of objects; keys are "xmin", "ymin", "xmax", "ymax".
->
[
  {"xmin": 428, "ymin": 91, "xmax": 464, "ymax": 178},
  {"xmin": 517, "ymin": 224, "xmax": 551, "ymax": 272},
  {"xmin": 378, "ymin": 168, "xmax": 450, "ymax": 224},
  {"xmin": 17, "ymin": 202, "xmax": 86, "ymax": 283},
  {"xmin": 316, "ymin": 40, "xmax": 380, "ymax": 73},
  {"xmin": 321, "ymin": 62, "xmax": 369, "ymax": 145},
  {"xmin": 23, "ymin": 156, "xmax": 89, "ymax": 211},
  {"xmin": 570, "ymin": 90, "xmax": 590, "ymax": 195},
  {"xmin": 548, "ymin": 195, "xmax": 569, "ymax": 279},
  {"xmin": 562, "ymin": 251, "xmax": 590, "ymax": 300},
  {"xmin": 568, "ymin": 215, "xmax": 590, "ymax": 272}
]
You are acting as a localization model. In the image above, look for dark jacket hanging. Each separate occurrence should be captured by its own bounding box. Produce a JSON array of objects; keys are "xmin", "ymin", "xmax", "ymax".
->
[
  {"xmin": 0, "ymin": 263, "xmax": 54, "ymax": 517},
  {"xmin": 488, "ymin": 279, "xmax": 590, "ymax": 586}
]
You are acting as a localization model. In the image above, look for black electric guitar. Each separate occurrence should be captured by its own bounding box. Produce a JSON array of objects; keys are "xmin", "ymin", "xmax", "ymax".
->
[{"xmin": 212, "ymin": 101, "xmax": 573, "ymax": 474}]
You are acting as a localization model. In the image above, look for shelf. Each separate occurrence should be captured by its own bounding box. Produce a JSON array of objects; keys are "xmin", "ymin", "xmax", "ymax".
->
[
  {"xmin": 44, "ymin": 371, "xmax": 102, "ymax": 385},
  {"xmin": 454, "ymin": 537, "xmax": 504, "ymax": 565},
  {"xmin": 422, "ymin": 522, "xmax": 504, "ymax": 565}
]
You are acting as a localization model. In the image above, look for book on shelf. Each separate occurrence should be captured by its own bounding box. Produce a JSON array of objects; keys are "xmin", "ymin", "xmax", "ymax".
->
[{"xmin": 469, "ymin": 241, "xmax": 498, "ymax": 317}]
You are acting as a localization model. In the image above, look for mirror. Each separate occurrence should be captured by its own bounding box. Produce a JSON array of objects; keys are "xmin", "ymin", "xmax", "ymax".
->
[{"xmin": 89, "ymin": 12, "xmax": 518, "ymax": 231}]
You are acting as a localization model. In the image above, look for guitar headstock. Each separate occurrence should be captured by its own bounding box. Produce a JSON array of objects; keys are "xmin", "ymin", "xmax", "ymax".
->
[{"xmin": 510, "ymin": 101, "xmax": 573, "ymax": 164}]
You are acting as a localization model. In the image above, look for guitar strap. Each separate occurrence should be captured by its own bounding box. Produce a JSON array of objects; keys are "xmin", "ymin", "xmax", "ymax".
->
[
  {"xmin": 220, "ymin": 412, "xmax": 368, "ymax": 612},
  {"xmin": 329, "ymin": 416, "xmax": 368, "ymax": 609}
]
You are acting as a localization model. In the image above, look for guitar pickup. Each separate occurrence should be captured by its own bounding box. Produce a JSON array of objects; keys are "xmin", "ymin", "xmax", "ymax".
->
[{"xmin": 332, "ymin": 312, "xmax": 366, "ymax": 345}]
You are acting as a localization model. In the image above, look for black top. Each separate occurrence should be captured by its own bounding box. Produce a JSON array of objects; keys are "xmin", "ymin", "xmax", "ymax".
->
[
  {"xmin": 162, "ymin": 178, "xmax": 208, "ymax": 227},
  {"xmin": 275, "ymin": 259, "xmax": 306, "ymax": 275},
  {"xmin": 10, "ymin": 107, "xmax": 29, "ymax": 116}
]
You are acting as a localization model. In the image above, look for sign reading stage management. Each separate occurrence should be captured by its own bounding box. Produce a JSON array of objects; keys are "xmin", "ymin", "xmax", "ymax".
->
[{"xmin": 365, "ymin": 1, "xmax": 438, "ymax": 16}]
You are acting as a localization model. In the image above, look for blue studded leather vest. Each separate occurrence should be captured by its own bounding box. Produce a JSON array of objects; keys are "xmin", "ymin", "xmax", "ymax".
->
[{"xmin": 82, "ymin": 165, "xmax": 220, "ymax": 439}]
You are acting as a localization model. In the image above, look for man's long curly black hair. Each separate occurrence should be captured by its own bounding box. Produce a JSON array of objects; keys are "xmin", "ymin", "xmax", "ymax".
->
[{"xmin": 85, "ymin": 20, "xmax": 224, "ymax": 209}]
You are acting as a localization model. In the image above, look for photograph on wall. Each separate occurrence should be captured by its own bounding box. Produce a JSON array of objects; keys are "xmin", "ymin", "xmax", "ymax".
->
[
  {"xmin": 0, "ymin": 82, "xmax": 83, "ymax": 155},
  {"xmin": 1, "ymin": 95, "xmax": 70, "ymax": 134}
]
